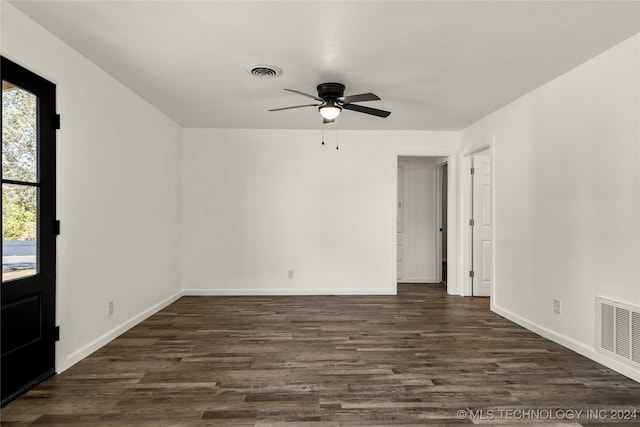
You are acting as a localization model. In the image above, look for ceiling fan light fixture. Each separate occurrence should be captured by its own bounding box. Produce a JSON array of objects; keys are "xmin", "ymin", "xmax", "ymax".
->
[{"xmin": 319, "ymin": 102, "xmax": 342, "ymax": 120}]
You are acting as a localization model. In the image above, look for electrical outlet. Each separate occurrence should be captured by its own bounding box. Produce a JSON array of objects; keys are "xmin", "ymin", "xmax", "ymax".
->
[
  {"xmin": 288, "ymin": 270, "xmax": 294, "ymax": 279},
  {"xmin": 108, "ymin": 300, "xmax": 114, "ymax": 316},
  {"xmin": 553, "ymin": 299, "xmax": 561, "ymax": 314}
]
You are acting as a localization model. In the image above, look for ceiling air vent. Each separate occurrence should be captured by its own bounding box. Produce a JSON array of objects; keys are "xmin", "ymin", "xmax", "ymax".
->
[{"xmin": 247, "ymin": 64, "xmax": 282, "ymax": 78}]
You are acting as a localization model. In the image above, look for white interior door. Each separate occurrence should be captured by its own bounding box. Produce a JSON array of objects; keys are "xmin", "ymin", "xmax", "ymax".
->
[
  {"xmin": 472, "ymin": 154, "xmax": 492, "ymax": 296},
  {"xmin": 397, "ymin": 161, "xmax": 407, "ymax": 281}
]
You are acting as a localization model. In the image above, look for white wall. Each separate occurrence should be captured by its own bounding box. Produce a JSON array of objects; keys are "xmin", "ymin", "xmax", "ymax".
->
[
  {"xmin": 182, "ymin": 129, "xmax": 458, "ymax": 295},
  {"xmin": 1, "ymin": 3, "xmax": 183, "ymax": 372},
  {"xmin": 398, "ymin": 157, "xmax": 437, "ymax": 283},
  {"xmin": 462, "ymin": 34, "xmax": 640, "ymax": 381}
]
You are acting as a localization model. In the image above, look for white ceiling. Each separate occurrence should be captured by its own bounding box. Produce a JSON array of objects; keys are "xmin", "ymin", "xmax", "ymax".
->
[{"xmin": 9, "ymin": 1, "xmax": 640, "ymax": 130}]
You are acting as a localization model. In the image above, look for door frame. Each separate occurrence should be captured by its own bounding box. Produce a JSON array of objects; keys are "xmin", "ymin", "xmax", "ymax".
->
[
  {"xmin": 392, "ymin": 149, "xmax": 458, "ymax": 295},
  {"xmin": 434, "ymin": 158, "xmax": 448, "ymax": 284},
  {"xmin": 460, "ymin": 139, "xmax": 495, "ymax": 301}
]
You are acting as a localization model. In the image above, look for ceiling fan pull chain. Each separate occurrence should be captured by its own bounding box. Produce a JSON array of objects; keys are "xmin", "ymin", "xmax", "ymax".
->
[
  {"xmin": 321, "ymin": 123, "xmax": 325, "ymax": 145},
  {"xmin": 336, "ymin": 122, "xmax": 339, "ymax": 150}
]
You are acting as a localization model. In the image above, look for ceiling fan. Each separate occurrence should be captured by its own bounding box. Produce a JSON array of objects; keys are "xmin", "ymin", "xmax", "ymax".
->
[{"xmin": 269, "ymin": 82, "xmax": 391, "ymax": 123}]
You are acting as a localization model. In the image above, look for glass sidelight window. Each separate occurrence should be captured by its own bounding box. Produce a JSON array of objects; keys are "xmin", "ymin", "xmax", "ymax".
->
[{"xmin": 2, "ymin": 81, "xmax": 39, "ymax": 282}]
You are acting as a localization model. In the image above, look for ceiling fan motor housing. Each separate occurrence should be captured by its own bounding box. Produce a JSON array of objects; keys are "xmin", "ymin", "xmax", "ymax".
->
[{"xmin": 317, "ymin": 82, "xmax": 345, "ymax": 100}]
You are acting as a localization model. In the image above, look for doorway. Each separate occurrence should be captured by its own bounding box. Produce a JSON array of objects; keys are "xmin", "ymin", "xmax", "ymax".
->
[
  {"xmin": 393, "ymin": 151, "xmax": 457, "ymax": 295},
  {"xmin": 1, "ymin": 57, "xmax": 58, "ymax": 406}
]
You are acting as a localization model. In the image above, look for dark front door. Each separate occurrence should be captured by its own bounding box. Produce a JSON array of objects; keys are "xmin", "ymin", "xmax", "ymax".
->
[{"xmin": 1, "ymin": 56, "xmax": 57, "ymax": 406}]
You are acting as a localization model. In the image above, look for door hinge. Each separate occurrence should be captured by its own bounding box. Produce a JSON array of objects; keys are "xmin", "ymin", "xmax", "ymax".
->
[
  {"xmin": 470, "ymin": 167, "xmax": 475, "ymax": 175},
  {"xmin": 469, "ymin": 270, "xmax": 475, "ymax": 278},
  {"xmin": 54, "ymin": 326, "xmax": 60, "ymax": 341},
  {"xmin": 469, "ymin": 219, "xmax": 475, "ymax": 226},
  {"xmin": 54, "ymin": 114, "xmax": 61, "ymax": 130},
  {"xmin": 53, "ymin": 220, "xmax": 61, "ymax": 235}
]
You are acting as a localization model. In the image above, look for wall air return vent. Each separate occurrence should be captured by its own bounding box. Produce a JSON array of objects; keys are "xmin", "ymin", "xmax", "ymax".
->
[{"xmin": 598, "ymin": 297, "xmax": 640, "ymax": 368}]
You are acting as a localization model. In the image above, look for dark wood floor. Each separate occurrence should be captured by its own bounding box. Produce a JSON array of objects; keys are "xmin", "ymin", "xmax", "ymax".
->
[{"xmin": 2, "ymin": 284, "xmax": 640, "ymax": 426}]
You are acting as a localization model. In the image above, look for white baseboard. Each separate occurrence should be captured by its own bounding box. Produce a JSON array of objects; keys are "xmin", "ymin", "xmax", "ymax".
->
[
  {"xmin": 58, "ymin": 290, "xmax": 184, "ymax": 373},
  {"xmin": 492, "ymin": 304, "xmax": 640, "ymax": 384},
  {"xmin": 397, "ymin": 278, "xmax": 439, "ymax": 284},
  {"xmin": 183, "ymin": 288, "xmax": 396, "ymax": 296}
]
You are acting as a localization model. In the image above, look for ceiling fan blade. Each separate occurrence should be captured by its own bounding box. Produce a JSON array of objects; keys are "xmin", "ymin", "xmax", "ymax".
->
[
  {"xmin": 284, "ymin": 88, "xmax": 323, "ymax": 101},
  {"xmin": 343, "ymin": 103, "xmax": 391, "ymax": 118},
  {"xmin": 323, "ymin": 117, "xmax": 335, "ymax": 124},
  {"xmin": 269, "ymin": 104, "xmax": 320, "ymax": 112},
  {"xmin": 339, "ymin": 93, "xmax": 381, "ymax": 103}
]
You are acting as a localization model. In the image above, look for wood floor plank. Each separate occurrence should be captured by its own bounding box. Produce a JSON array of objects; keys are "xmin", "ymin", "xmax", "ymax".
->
[{"xmin": 2, "ymin": 284, "xmax": 639, "ymax": 426}]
